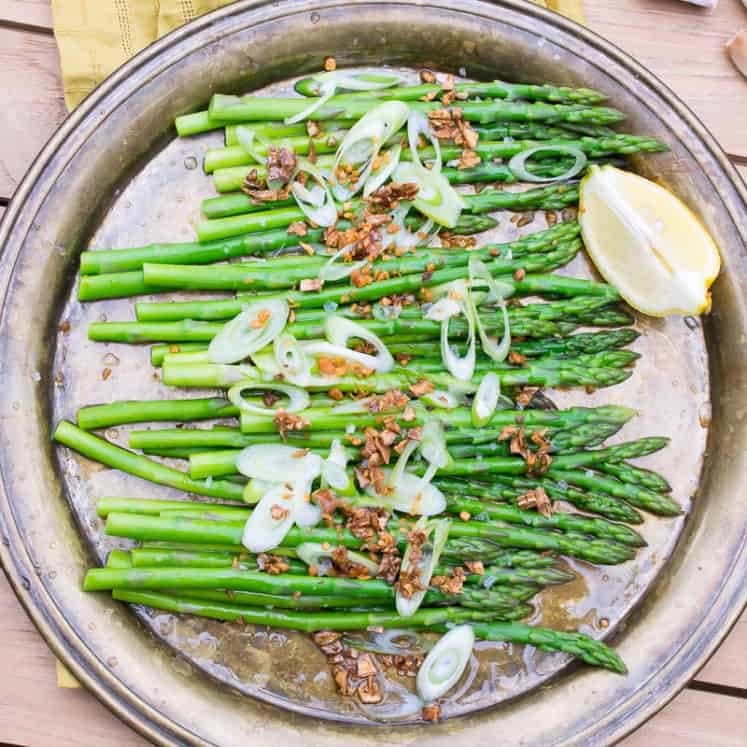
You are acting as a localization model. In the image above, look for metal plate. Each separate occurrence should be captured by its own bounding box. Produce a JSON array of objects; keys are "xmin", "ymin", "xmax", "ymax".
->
[{"xmin": 0, "ymin": 0, "xmax": 746, "ymax": 744}]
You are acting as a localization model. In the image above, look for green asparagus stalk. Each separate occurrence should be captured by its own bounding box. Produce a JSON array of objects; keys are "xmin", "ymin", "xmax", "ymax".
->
[
  {"xmin": 460, "ymin": 621, "xmax": 626, "ymax": 673},
  {"xmin": 211, "ymin": 156, "xmax": 614, "ymax": 193},
  {"xmin": 82, "ymin": 232, "xmax": 579, "ymax": 301},
  {"xmin": 77, "ymin": 397, "xmax": 237, "ymax": 429},
  {"xmin": 103, "ymin": 510, "xmax": 635, "ymax": 565},
  {"xmin": 386, "ymin": 328, "xmax": 638, "ymax": 360},
  {"xmin": 204, "ymin": 131, "xmax": 345, "ymax": 173},
  {"xmin": 202, "ymin": 133, "xmax": 664, "ymax": 174},
  {"xmin": 444, "ymin": 497, "xmax": 644, "ymax": 547},
  {"xmin": 129, "ymin": 418, "xmax": 624, "ymax": 456},
  {"xmin": 292, "ymin": 77, "xmax": 608, "ymax": 105},
  {"xmin": 138, "ymin": 240, "xmax": 579, "ymax": 293},
  {"xmin": 207, "ymin": 93, "xmax": 626, "ymax": 126},
  {"xmin": 85, "ymin": 565, "xmax": 534, "ymax": 611},
  {"xmin": 127, "ymin": 546, "xmax": 573, "ymax": 587},
  {"xmin": 201, "ymin": 181, "xmax": 579, "ymax": 220},
  {"xmin": 112, "ymin": 588, "xmax": 528, "ymax": 626},
  {"xmin": 79, "ymin": 225, "xmax": 325, "ymax": 275},
  {"xmin": 485, "ymin": 475, "xmax": 644, "ymax": 525},
  {"xmin": 547, "ymin": 468, "xmax": 681, "ymax": 516},
  {"xmin": 129, "ymin": 276, "xmax": 617, "ymax": 326},
  {"xmin": 53, "ymin": 421, "xmax": 244, "ymax": 501},
  {"xmin": 236, "ymin": 403, "xmax": 636, "ymax": 435},
  {"xmin": 595, "ymin": 461, "xmax": 672, "ymax": 493}
]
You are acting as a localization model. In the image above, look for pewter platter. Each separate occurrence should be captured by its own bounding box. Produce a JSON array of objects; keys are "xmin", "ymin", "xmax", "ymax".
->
[{"xmin": 1, "ymin": 1, "xmax": 746, "ymax": 744}]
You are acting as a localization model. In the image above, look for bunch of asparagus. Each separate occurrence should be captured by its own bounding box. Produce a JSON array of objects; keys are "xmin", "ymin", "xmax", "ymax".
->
[{"xmin": 54, "ymin": 69, "xmax": 679, "ymax": 696}]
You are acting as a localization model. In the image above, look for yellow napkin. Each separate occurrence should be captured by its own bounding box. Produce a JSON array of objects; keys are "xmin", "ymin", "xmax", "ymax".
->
[{"xmin": 51, "ymin": 0, "xmax": 585, "ymax": 110}]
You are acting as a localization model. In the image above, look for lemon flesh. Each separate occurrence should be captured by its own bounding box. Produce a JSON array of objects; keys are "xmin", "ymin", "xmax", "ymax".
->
[{"xmin": 579, "ymin": 165, "xmax": 721, "ymax": 316}]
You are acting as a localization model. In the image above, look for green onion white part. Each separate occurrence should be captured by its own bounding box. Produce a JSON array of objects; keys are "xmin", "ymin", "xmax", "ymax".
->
[{"xmin": 416, "ymin": 624, "xmax": 475, "ymax": 701}]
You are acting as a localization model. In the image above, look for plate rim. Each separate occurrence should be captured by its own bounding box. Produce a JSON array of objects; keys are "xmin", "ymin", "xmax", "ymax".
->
[{"xmin": 1, "ymin": 0, "xmax": 746, "ymax": 744}]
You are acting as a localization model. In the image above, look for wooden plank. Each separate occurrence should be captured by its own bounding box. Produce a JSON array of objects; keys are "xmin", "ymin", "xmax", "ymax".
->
[
  {"xmin": 0, "ymin": 573, "xmax": 149, "ymax": 746},
  {"xmin": 588, "ymin": 0, "xmax": 747, "ymax": 157},
  {"xmin": 694, "ymin": 610, "xmax": 747, "ymax": 690},
  {"xmin": 0, "ymin": 26, "xmax": 66, "ymax": 199},
  {"xmin": 621, "ymin": 688, "xmax": 746, "ymax": 746},
  {"xmin": 0, "ymin": 0, "xmax": 54, "ymax": 30}
]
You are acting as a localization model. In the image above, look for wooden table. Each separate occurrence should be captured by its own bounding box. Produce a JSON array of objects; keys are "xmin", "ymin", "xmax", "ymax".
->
[{"xmin": 0, "ymin": 1, "xmax": 745, "ymax": 744}]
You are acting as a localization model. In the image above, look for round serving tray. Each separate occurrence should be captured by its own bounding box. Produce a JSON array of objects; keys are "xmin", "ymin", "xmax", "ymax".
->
[{"xmin": 1, "ymin": 1, "xmax": 746, "ymax": 744}]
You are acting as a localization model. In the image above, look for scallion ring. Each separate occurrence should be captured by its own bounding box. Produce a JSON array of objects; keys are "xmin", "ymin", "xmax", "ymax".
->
[
  {"xmin": 509, "ymin": 144, "xmax": 587, "ymax": 183},
  {"xmin": 207, "ymin": 298, "xmax": 289, "ymax": 365},
  {"xmin": 416, "ymin": 625, "xmax": 475, "ymax": 702},
  {"xmin": 227, "ymin": 381, "xmax": 309, "ymax": 416}
]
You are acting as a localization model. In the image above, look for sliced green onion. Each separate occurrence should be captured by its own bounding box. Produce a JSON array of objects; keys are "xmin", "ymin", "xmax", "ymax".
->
[
  {"xmin": 273, "ymin": 333, "xmax": 307, "ymax": 379},
  {"xmin": 424, "ymin": 297, "xmax": 461, "ymax": 322},
  {"xmin": 241, "ymin": 483, "xmax": 297, "ymax": 553},
  {"xmin": 308, "ymin": 70, "xmax": 403, "ymax": 94},
  {"xmin": 284, "ymin": 80, "xmax": 336, "ymax": 124},
  {"xmin": 235, "ymin": 126, "xmax": 268, "ymax": 165},
  {"xmin": 208, "ymin": 298, "xmax": 289, "ymax": 364},
  {"xmin": 290, "ymin": 159, "xmax": 338, "ymax": 227},
  {"xmin": 407, "ymin": 110, "xmax": 441, "ymax": 173},
  {"xmin": 295, "ymin": 484, "xmax": 322, "ymax": 527},
  {"xmin": 296, "ymin": 542, "xmax": 379, "ymax": 575},
  {"xmin": 420, "ymin": 389, "xmax": 461, "ymax": 409},
  {"xmin": 440, "ymin": 283, "xmax": 475, "ymax": 381},
  {"xmin": 369, "ymin": 469, "xmax": 447, "ymax": 517},
  {"xmin": 332, "ymin": 101, "xmax": 410, "ymax": 199},
  {"xmin": 468, "ymin": 257, "xmax": 512, "ymax": 363},
  {"xmin": 393, "ymin": 161, "xmax": 466, "ymax": 228},
  {"xmin": 363, "ymin": 142, "xmax": 402, "ymax": 197},
  {"xmin": 227, "ymin": 381, "xmax": 309, "ymax": 416},
  {"xmin": 416, "ymin": 625, "xmax": 475, "ymax": 702},
  {"xmin": 243, "ymin": 478, "xmax": 278, "ymax": 505},
  {"xmin": 387, "ymin": 438, "xmax": 419, "ymax": 490},
  {"xmin": 324, "ymin": 315, "xmax": 395, "ymax": 373},
  {"xmin": 420, "ymin": 418, "xmax": 449, "ymax": 471},
  {"xmin": 396, "ymin": 518, "xmax": 451, "ymax": 617},
  {"xmin": 321, "ymin": 439, "xmax": 355, "ymax": 495},
  {"xmin": 471, "ymin": 372, "xmax": 501, "ymax": 427},
  {"xmin": 236, "ymin": 444, "xmax": 322, "ymax": 484},
  {"xmin": 380, "ymin": 201, "xmax": 435, "ymax": 251},
  {"xmin": 319, "ymin": 244, "xmax": 369, "ymax": 282},
  {"xmin": 509, "ymin": 144, "xmax": 587, "ymax": 183}
]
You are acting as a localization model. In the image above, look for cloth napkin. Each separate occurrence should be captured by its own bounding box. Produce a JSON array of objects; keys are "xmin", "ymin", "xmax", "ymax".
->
[{"xmin": 51, "ymin": 0, "xmax": 586, "ymax": 110}]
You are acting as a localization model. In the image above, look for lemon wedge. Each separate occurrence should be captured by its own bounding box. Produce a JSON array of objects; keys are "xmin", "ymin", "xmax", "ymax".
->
[{"xmin": 579, "ymin": 165, "xmax": 721, "ymax": 316}]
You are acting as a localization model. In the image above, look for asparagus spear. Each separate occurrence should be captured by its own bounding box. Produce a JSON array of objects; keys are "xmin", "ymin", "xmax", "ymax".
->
[
  {"xmin": 201, "ymin": 181, "xmax": 579, "ymax": 220},
  {"xmin": 444, "ymin": 497, "xmax": 644, "ymax": 547},
  {"xmin": 138, "ymin": 239, "xmax": 579, "ymax": 293},
  {"xmin": 212, "ymin": 156, "xmax": 621, "ymax": 192},
  {"xmin": 292, "ymin": 77, "xmax": 608, "ymax": 105},
  {"xmin": 86, "ymin": 565, "xmax": 536, "ymax": 610},
  {"xmin": 129, "ymin": 274, "xmax": 617, "ymax": 325},
  {"xmin": 548, "ymin": 468, "xmax": 681, "ymax": 516},
  {"xmin": 203, "ymin": 133, "xmax": 664, "ymax": 173},
  {"xmin": 77, "ymin": 397, "xmax": 238, "ymax": 429},
  {"xmin": 127, "ymin": 546, "xmax": 574, "ymax": 587},
  {"xmin": 207, "ymin": 93, "xmax": 626, "ymax": 126},
  {"xmin": 112, "ymin": 588, "xmax": 530, "ymax": 626},
  {"xmin": 386, "ymin": 328, "xmax": 638, "ymax": 360},
  {"xmin": 595, "ymin": 461, "xmax": 672, "ymax": 493},
  {"xmin": 494, "ymin": 475, "xmax": 645, "ymax": 525},
  {"xmin": 103, "ymin": 511, "xmax": 635, "ymax": 565},
  {"xmin": 53, "ymin": 421, "xmax": 244, "ymax": 501},
  {"xmin": 82, "ymin": 232, "xmax": 580, "ymax": 301},
  {"xmin": 461, "ymin": 621, "xmax": 626, "ymax": 673}
]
